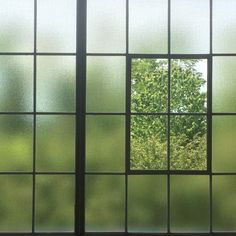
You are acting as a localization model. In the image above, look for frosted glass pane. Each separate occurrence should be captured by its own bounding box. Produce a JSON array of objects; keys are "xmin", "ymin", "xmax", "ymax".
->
[
  {"xmin": 171, "ymin": 175, "xmax": 209, "ymax": 232},
  {"xmin": 0, "ymin": 175, "xmax": 32, "ymax": 232},
  {"xmin": 36, "ymin": 115, "xmax": 75, "ymax": 172},
  {"xmin": 128, "ymin": 175, "xmax": 167, "ymax": 232},
  {"xmin": 37, "ymin": 56, "xmax": 75, "ymax": 112},
  {"xmin": 171, "ymin": 0, "xmax": 209, "ymax": 53},
  {"xmin": 129, "ymin": 0, "xmax": 167, "ymax": 53},
  {"xmin": 86, "ymin": 57, "xmax": 125, "ymax": 112},
  {"xmin": 0, "ymin": 115, "xmax": 33, "ymax": 171},
  {"xmin": 87, "ymin": 0, "xmax": 126, "ymax": 53},
  {"xmin": 213, "ymin": 57, "xmax": 236, "ymax": 112},
  {"xmin": 213, "ymin": 0, "xmax": 236, "ymax": 53},
  {"xmin": 37, "ymin": 0, "xmax": 76, "ymax": 52},
  {"xmin": 0, "ymin": 0, "xmax": 33, "ymax": 52},
  {"xmin": 213, "ymin": 116, "xmax": 236, "ymax": 172},
  {"xmin": 0, "ymin": 56, "xmax": 33, "ymax": 112},
  {"xmin": 86, "ymin": 116, "xmax": 125, "ymax": 172},
  {"xmin": 85, "ymin": 175, "xmax": 125, "ymax": 232}
]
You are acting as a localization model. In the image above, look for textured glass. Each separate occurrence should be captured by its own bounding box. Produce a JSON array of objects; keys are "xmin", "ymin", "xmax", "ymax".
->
[
  {"xmin": 0, "ymin": 56, "xmax": 33, "ymax": 112},
  {"xmin": 171, "ymin": 59, "xmax": 207, "ymax": 113},
  {"xmin": 0, "ymin": 175, "xmax": 32, "ymax": 232},
  {"xmin": 0, "ymin": 115, "xmax": 33, "ymax": 171},
  {"xmin": 0, "ymin": 0, "xmax": 33, "ymax": 52},
  {"xmin": 171, "ymin": 0, "xmax": 209, "ymax": 53},
  {"xmin": 37, "ymin": 0, "xmax": 76, "ymax": 52},
  {"xmin": 86, "ymin": 116, "xmax": 125, "ymax": 172},
  {"xmin": 85, "ymin": 175, "xmax": 125, "ymax": 232},
  {"xmin": 170, "ymin": 116, "xmax": 207, "ymax": 170},
  {"xmin": 213, "ymin": 0, "xmax": 236, "ymax": 53},
  {"xmin": 87, "ymin": 0, "xmax": 126, "ymax": 53},
  {"xmin": 128, "ymin": 175, "xmax": 167, "ymax": 232},
  {"xmin": 171, "ymin": 175, "xmax": 209, "ymax": 232},
  {"xmin": 35, "ymin": 175, "xmax": 75, "ymax": 232},
  {"xmin": 37, "ymin": 56, "xmax": 75, "ymax": 112},
  {"xmin": 131, "ymin": 59, "xmax": 168, "ymax": 113},
  {"xmin": 213, "ymin": 57, "xmax": 236, "ymax": 112},
  {"xmin": 131, "ymin": 115, "xmax": 167, "ymax": 170},
  {"xmin": 213, "ymin": 176, "xmax": 236, "ymax": 231},
  {"xmin": 86, "ymin": 57, "xmax": 125, "ymax": 112},
  {"xmin": 36, "ymin": 115, "xmax": 75, "ymax": 171},
  {"xmin": 129, "ymin": 0, "xmax": 167, "ymax": 53}
]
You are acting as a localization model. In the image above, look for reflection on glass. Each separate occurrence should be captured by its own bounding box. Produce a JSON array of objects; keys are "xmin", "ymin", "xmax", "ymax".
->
[
  {"xmin": 85, "ymin": 175, "xmax": 125, "ymax": 232},
  {"xmin": 37, "ymin": 0, "xmax": 76, "ymax": 52},
  {"xmin": 0, "ymin": 175, "xmax": 32, "ymax": 232},
  {"xmin": 171, "ymin": 175, "xmax": 209, "ymax": 232},
  {"xmin": 170, "ymin": 116, "xmax": 207, "ymax": 170},
  {"xmin": 87, "ymin": 0, "xmax": 126, "ymax": 53},
  {"xmin": 36, "ymin": 115, "xmax": 75, "ymax": 172},
  {"xmin": 37, "ymin": 56, "xmax": 75, "ymax": 112},
  {"xmin": 131, "ymin": 115, "xmax": 167, "ymax": 170},
  {"xmin": 0, "ymin": 56, "xmax": 33, "ymax": 112},
  {"xmin": 128, "ymin": 175, "xmax": 167, "ymax": 232},
  {"xmin": 35, "ymin": 175, "xmax": 75, "ymax": 232},
  {"xmin": 129, "ymin": 0, "xmax": 167, "ymax": 53},
  {"xmin": 86, "ymin": 115, "xmax": 125, "ymax": 172}
]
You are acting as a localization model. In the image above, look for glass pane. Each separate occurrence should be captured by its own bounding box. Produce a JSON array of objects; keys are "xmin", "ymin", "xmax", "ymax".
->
[
  {"xmin": 85, "ymin": 175, "xmax": 125, "ymax": 232},
  {"xmin": 131, "ymin": 115, "xmax": 167, "ymax": 170},
  {"xmin": 37, "ymin": 0, "xmax": 76, "ymax": 52},
  {"xmin": 0, "ymin": 0, "xmax": 33, "ymax": 52},
  {"xmin": 0, "ymin": 115, "xmax": 33, "ymax": 171},
  {"xmin": 37, "ymin": 56, "xmax": 75, "ymax": 112},
  {"xmin": 129, "ymin": 0, "xmax": 167, "ymax": 53},
  {"xmin": 87, "ymin": 0, "xmax": 126, "ymax": 53},
  {"xmin": 128, "ymin": 175, "xmax": 167, "ymax": 232},
  {"xmin": 213, "ymin": 0, "xmax": 236, "ymax": 53},
  {"xmin": 171, "ymin": 59, "xmax": 207, "ymax": 113},
  {"xmin": 0, "ymin": 56, "xmax": 33, "ymax": 112},
  {"xmin": 86, "ymin": 57, "xmax": 125, "ymax": 112},
  {"xmin": 86, "ymin": 115, "xmax": 125, "ymax": 172},
  {"xmin": 213, "ymin": 176, "xmax": 236, "ymax": 231},
  {"xmin": 131, "ymin": 59, "xmax": 168, "ymax": 113},
  {"xmin": 35, "ymin": 175, "xmax": 75, "ymax": 232},
  {"xmin": 36, "ymin": 115, "xmax": 75, "ymax": 172},
  {"xmin": 213, "ymin": 57, "xmax": 236, "ymax": 112},
  {"xmin": 171, "ymin": 0, "xmax": 209, "ymax": 53},
  {"xmin": 170, "ymin": 175, "xmax": 209, "ymax": 232},
  {"xmin": 170, "ymin": 116, "xmax": 207, "ymax": 170}
]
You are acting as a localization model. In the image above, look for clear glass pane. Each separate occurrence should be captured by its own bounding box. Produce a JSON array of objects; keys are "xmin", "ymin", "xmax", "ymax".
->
[
  {"xmin": 213, "ymin": 0, "xmax": 236, "ymax": 53},
  {"xmin": 128, "ymin": 175, "xmax": 167, "ymax": 232},
  {"xmin": 171, "ymin": 59, "xmax": 207, "ymax": 113},
  {"xmin": 129, "ymin": 0, "xmax": 168, "ymax": 54},
  {"xmin": 37, "ymin": 0, "xmax": 76, "ymax": 52},
  {"xmin": 35, "ymin": 175, "xmax": 75, "ymax": 232},
  {"xmin": 0, "ymin": 56, "xmax": 33, "ymax": 112},
  {"xmin": 171, "ymin": 0, "xmax": 209, "ymax": 53},
  {"xmin": 170, "ymin": 175, "xmax": 209, "ymax": 232},
  {"xmin": 0, "ymin": 0, "xmax": 33, "ymax": 52},
  {"xmin": 0, "ymin": 175, "xmax": 32, "ymax": 232},
  {"xmin": 0, "ymin": 115, "xmax": 33, "ymax": 171},
  {"xmin": 130, "ymin": 115, "xmax": 167, "ymax": 170},
  {"xmin": 170, "ymin": 116, "xmax": 207, "ymax": 170},
  {"xmin": 37, "ymin": 56, "xmax": 75, "ymax": 112},
  {"xmin": 213, "ymin": 57, "xmax": 236, "ymax": 112},
  {"xmin": 86, "ymin": 57, "xmax": 125, "ymax": 112},
  {"xmin": 213, "ymin": 176, "xmax": 236, "ymax": 231},
  {"xmin": 86, "ymin": 115, "xmax": 125, "ymax": 172},
  {"xmin": 87, "ymin": 0, "xmax": 126, "ymax": 53},
  {"xmin": 131, "ymin": 59, "xmax": 168, "ymax": 113},
  {"xmin": 36, "ymin": 115, "xmax": 75, "ymax": 172},
  {"xmin": 85, "ymin": 175, "xmax": 125, "ymax": 232}
]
